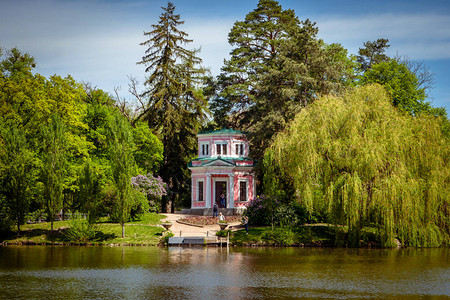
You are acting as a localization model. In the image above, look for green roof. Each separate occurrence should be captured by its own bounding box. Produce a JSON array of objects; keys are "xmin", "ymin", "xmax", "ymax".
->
[
  {"xmin": 188, "ymin": 156, "xmax": 255, "ymax": 168},
  {"xmin": 198, "ymin": 128, "xmax": 244, "ymax": 135}
]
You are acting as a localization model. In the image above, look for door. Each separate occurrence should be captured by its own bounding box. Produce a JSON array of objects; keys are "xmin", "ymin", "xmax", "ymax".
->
[{"xmin": 215, "ymin": 181, "xmax": 227, "ymax": 208}]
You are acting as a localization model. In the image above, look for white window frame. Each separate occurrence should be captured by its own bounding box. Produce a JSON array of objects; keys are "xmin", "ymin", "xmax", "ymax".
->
[
  {"xmin": 214, "ymin": 141, "xmax": 228, "ymax": 156},
  {"xmin": 199, "ymin": 142, "xmax": 209, "ymax": 157},
  {"xmin": 235, "ymin": 143, "xmax": 245, "ymax": 156},
  {"xmin": 197, "ymin": 180, "xmax": 204, "ymax": 202},
  {"xmin": 238, "ymin": 179, "xmax": 249, "ymax": 202}
]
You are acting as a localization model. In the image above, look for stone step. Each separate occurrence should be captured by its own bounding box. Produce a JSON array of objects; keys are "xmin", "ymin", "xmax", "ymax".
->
[{"xmin": 168, "ymin": 236, "xmax": 221, "ymax": 246}]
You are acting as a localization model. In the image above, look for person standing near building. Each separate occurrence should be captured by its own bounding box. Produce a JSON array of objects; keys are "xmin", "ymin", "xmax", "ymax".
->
[
  {"xmin": 213, "ymin": 203, "xmax": 218, "ymax": 217},
  {"xmin": 244, "ymin": 216, "xmax": 249, "ymax": 234},
  {"xmin": 220, "ymin": 193, "xmax": 226, "ymax": 208}
]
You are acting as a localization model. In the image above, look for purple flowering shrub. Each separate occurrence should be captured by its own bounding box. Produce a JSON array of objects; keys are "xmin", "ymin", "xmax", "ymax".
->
[
  {"xmin": 245, "ymin": 195, "xmax": 274, "ymax": 226},
  {"xmin": 131, "ymin": 174, "xmax": 167, "ymax": 213}
]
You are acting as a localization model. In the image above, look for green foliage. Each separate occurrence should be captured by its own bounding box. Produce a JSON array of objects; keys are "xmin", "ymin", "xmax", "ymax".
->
[
  {"xmin": 160, "ymin": 231, "xmax": 174, "ymax": 246},
  {"xmin": 362, "ymin": 60, "xmax": 430, "ymax": 116},
  {"xmin": 0, "ymin": 122, "xmax": 37, "ymax": 234},
  {"xmin": 129, "ymin": 189, "xmax": 150, "ymax": 220},
  {"xmin": 137, "ymin": 2, "xmax": 208, "ymax": 212},
  {"xmin": 108, "ymin": 113, "xmax": 136, "ymax": 237},
  {"xmin": 357, "ymin": 38, "xmax": 390, "ymax": 72},
  {"xmin": 75, "ymin": 158, "xmax": 103, "ymax": 224},
  {"xmin": 132, "ymin": 122, "xmax": 163, "ymax": 174},
  {"xmin": 40, "ymin": 114, "xmax": 68, "ymax": 232},
  {"xmin": 245, "ymin": 195, "xmax": 304, "ymax": 227},
  {"xmin": 262, "ymin": 228, "xmax": 296, "ymax": 246},
  {"xmin": 265, "ymin": 84, "xmax": 450, "ymax": 247},
  {"xmin": 64, "ymin": 215, "xmax": 97, "ymax": 243},
  {"xmin": 211, "ymin": 0, "xmax": 357, "ymax": 160},
  {"xmin": 216, "ymin": 229, "xmax": 231, "ymax": 237},
  {"xmin": 0, "ymin": 47, "xmax": 36, "ymax": 77}
]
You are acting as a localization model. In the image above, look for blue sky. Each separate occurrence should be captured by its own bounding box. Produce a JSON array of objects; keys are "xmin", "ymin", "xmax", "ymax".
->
[{"xmin": 1, "ymin": 0, "xmax": 450, "ymax": 113}]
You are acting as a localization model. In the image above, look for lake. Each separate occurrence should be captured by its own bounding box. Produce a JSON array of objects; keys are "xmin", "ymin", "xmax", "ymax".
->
[{"xmin": 0, "ymin": 246, "xmax": 448, "ymax": 299}]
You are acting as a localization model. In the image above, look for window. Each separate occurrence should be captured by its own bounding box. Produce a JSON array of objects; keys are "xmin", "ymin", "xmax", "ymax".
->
[
  {"xmin": 235, "ymin": 143, "xmax": 244, "ymax": 156},
  {"xmin": 239, "ymin": 181, "xmax": 247, "ymax": 202},
  {"xmin": 216, "ymin": 143, "xmax": 227, "ymax": 155},
  {"xmin": 201, "ymin": 144, "xmax": 209, "ymax": 156},
  {"xmin": 198, "ymin": 181, "xmax": 204, "ymax": 201}
]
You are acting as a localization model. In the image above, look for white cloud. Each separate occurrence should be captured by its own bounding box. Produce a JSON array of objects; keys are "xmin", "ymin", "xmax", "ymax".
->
[
  {"xmin": 315, "ymin": 13, "xmax": 450, "ymax": 59},
  {"xmin": 184, "ymin": 19, "xmax": 235, "ymax": 74}
]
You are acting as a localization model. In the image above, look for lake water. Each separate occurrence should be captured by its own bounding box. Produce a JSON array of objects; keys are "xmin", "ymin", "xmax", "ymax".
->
[{"xmin": 0, "ymin": 246, "xmax": 448, "ymax": 299}]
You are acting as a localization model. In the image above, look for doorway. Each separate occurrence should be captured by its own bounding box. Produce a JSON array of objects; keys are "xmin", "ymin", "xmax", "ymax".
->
[{"xmin": 215, "ymin": 181, "xmax": 227, "ymax": 208}]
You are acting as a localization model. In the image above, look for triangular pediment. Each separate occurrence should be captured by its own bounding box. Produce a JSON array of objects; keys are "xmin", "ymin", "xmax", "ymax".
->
[{"xmin": 203, "ymin": 158, "xmax": 235, "ymax": 167}]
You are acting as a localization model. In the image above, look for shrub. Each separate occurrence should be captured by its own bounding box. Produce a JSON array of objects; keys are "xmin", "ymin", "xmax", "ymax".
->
[
  {"xmin": 245, "ymin": 195, "xmax": 275, "ymax": 226},
  {"xmin": 130, "ymin": 189, "xmax": 150, "ymax": 220},
  {"xmin": 160, "ymin": 232, "xmax": 174, "ymax": 246},
  {"xmin": 64, "ymin": 216, "xmax": 97, "ymax": 243},
  {"xmin": 246, "ymin": 195, "xmax": 306, "ymax": 227},
  {"xmin": 216, "ymin": 229, "xmax": 232, "ymax": 237},
  {"xmin": 262, "ymin": 228, "xmax": 296, "ymax": 246}
]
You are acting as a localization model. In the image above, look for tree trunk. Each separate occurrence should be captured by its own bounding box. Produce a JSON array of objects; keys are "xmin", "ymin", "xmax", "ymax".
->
[
  {"xmin": 122, "ymin": 223, "xmax": 125, "ymax": 238},
  {"xmin": 51, "ymin": 220, "xmax": 54, "ymax": 232}
]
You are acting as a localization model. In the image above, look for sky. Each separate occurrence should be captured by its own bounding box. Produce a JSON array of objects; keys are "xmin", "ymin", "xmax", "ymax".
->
[{"xmin": 1, "ymin": 0, "xmax": 450, "ymax": 113}]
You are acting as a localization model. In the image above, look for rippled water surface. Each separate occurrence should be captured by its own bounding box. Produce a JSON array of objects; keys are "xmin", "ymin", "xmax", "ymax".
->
[{"xmin": 0, "ymin": 246, "xmax": 448, "ymax": 299}]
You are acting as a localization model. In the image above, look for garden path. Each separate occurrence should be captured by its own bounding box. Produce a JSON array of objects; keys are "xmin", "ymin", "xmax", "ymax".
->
[{"xmin": 160, "ymin": 213, "xmax": 242, "ymax": 238}]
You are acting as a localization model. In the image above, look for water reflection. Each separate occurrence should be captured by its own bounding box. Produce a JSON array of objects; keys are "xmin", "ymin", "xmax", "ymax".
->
[{"xmin": 0, "ymin": 246, "xmax": 448, "ymax": 299}]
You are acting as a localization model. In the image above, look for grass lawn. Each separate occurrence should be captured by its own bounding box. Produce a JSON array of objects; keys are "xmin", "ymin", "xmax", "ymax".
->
[{"xmin": 1, "ymin": 213, "xmax": 167, "ymax": 246}]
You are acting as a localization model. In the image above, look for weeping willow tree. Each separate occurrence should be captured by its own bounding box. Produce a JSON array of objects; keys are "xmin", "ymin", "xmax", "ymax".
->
[{"xmin": 264, "ymin": 84, "xmax": 449, "ymax": 247}]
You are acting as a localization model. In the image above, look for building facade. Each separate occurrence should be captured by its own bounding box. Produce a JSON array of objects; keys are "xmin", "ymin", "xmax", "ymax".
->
[{"xmin": 188, "ymin": 129, "xmax": 256, "ymax": 214}]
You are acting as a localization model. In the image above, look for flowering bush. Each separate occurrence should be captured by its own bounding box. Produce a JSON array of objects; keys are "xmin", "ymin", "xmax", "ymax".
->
[
  {"xmin": 178, "ymin": 216, "xmax": 241, "ymax": 226},
  {"xmin": 245, "ymin": 195, "xmax": 303, "ymax": 227},
  {"xmin": 245, "ymin": 195, "xmax": 276, "ymax": 226},
  {"xmin": 131, "ymin": 174, "xmax": 167, "ymax": 212}
]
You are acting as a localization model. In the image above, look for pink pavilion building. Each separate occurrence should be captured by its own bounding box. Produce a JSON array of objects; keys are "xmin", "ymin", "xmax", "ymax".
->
[{"xmin": 188, "ymin": 129, "xmax": 256, "ymax": 215}]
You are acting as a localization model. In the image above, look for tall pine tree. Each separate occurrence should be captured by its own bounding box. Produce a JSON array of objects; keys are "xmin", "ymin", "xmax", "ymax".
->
[
  {"xmin": 211, "ymin": 0, "xmax": 357, "ymax": 161},
  {"xmin": 137, "ymin": 2, "xmax": 207, "ymax": 211}
]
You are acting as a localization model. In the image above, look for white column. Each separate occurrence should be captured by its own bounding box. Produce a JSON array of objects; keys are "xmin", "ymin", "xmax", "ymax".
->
[
  {"xmin": 229, "ymin": 174, "xmax": 235, "ymax": 208},
  {"xmin": 206, "ymin": 174, "xmax": 211, "ymax": 208},
  {"xmin": 252, "ymin": 174, "xmax": 256, "ymax": 200},
  {"xmin": 191, "ymin": 176, "xmax": 194, "ymax": 209}
]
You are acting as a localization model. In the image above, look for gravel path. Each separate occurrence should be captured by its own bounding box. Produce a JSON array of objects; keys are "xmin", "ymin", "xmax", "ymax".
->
[{"xmin": 160, "ymin": 213, "xmax": 242, "ymax": 237}]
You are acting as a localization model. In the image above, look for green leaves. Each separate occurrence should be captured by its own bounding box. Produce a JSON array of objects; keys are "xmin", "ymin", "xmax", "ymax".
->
[
  {"xmin": 265, "ymin": 85, "xmax": 449, "ymax": 247},
  {"xmin": 40, "ymin": 114, "xmax": 68, "ymax": 232},
  {"xmin": 0, "ymin": 122, "xmax": 37, "ymax": 234},
  {"xmin": 362, "ymin": 60, "xmax": 429, "ymax": 116},
  {"xmin": 138, "ymin": 2, "xmax": 208, "ymax": 211},
  {"xmin": 212, "ymin": 0, "xmax": 357, "ymax": 161}
]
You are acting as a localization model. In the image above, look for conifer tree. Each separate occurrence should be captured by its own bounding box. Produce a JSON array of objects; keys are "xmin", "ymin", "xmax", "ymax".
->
[
  {"xmin": 211, "ymin": 0, "xmax": 356, "ymax": 160},
  {"xmin": 137, "ymin": 2, "xmax": 207, "ymax": 211}
]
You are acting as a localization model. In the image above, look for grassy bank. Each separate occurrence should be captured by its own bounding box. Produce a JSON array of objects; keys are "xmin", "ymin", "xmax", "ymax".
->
[
  {"xmin": 230, "ymin": 225, "xmax": 336, "ymax": 247},
  {"xmin": 1, "ymin": 213, "xmax": 167, "ymax": 246}
]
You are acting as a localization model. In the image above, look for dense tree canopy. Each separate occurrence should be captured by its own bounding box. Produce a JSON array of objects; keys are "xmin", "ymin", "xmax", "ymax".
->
[
  {"xmin": 1, "ymin": 0, "xmax": 449, "ymax": 248},
  {"xmin": 0, "ymin": 48, "xmax": 164, "ymax": 234},
  {"xmin": 362, "ymin": 59, "xmax": 445, "ymax": 117},
  {"xmin": 210, "ymin": 0, "xmax": 357, "ymax": 160},
  {"xmin": 264, "ymin": 85, "xmax": 449, "ymax": 247}
]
